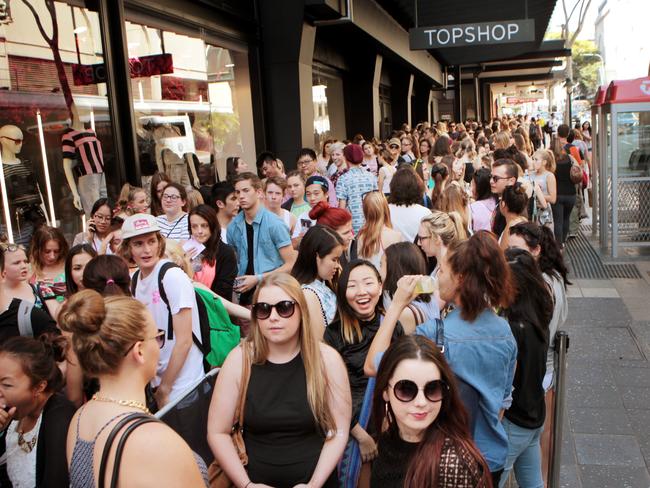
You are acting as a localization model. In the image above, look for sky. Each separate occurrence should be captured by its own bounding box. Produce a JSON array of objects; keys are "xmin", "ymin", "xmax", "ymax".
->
[{"xmin": 547, "ymin": 0, "xmax": 599, "ymax": 40}]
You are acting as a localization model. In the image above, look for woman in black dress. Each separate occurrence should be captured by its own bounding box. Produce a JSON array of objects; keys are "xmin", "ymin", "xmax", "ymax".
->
[{"xmin": 208, "ymin": 273, "xmax": 351, "ymax": 488}]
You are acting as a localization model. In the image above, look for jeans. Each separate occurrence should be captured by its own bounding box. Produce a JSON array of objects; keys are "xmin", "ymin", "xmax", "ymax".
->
[
  {"xmin": 499, "ymin": 418, "xmax": 544, "ymax": 488},
  {"xmin": 552, "ymin": 194, "xmax": 576, "ymax": 244}
]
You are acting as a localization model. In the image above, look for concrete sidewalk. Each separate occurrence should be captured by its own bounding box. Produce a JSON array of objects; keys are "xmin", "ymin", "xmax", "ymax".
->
[{"xmin": 559, "ymin": 251, "xmax": 650, "ymax": 486}]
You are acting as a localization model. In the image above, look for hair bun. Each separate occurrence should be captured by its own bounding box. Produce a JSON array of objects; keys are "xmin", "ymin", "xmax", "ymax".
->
[
  {"xmin": 59, "ymin": 289, "xmax": 106, "ymax": 336},
  {"xmin": 39, "ymin": 333, "xmax": 68, "ymax": 363},
  {"xmin": 309, "ymin": 201, "xmax": 330, "ymax": 220}
]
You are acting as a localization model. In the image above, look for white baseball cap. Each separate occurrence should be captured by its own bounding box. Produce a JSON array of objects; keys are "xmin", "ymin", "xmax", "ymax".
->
[{"xmin": 121, "ymin": 213, "xmax": 160, "ymax": 240}]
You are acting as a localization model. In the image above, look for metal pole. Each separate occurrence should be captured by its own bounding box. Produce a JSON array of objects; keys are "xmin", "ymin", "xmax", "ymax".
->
[{"xmin": 550, "ymin": 331, "xmax": 570, "ymax": 488}]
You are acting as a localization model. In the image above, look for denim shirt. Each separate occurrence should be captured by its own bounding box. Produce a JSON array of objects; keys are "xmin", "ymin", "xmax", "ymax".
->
[
  {"xmin": 226, "ymin": 207, "xmax": 291, "ymax": 275},
  {"xmin": 416, "ymin": 308, "xmax": 517, "ymax": 472}
]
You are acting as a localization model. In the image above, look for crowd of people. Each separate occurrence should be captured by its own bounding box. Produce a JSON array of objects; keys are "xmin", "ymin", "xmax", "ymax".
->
[{"xmin": 0, "ymin": 113, "xmax": 586, "ymax": 487}]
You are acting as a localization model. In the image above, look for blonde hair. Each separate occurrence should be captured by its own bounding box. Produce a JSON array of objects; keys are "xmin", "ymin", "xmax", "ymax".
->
[
  {"xmin": 533, "ymin": 149, "xmax": 556, "ymax": 173},
  {"xmin": 421, "ymin": 210, "xmax": 467, "ymax": 246},
  {"xmin": 186, "ymin": 189, "xmax": 204, "ymax": 212},
  {"xmin": 494, "ymin": 131, "xmax": 511, "ymax": 150},
  {"xmin": 164, "ymin": 239, "xmax": 193, "ymax": 278},
  {"xmin": 437, "ymin": 185, "xmax": 470, "ymax": 234},
  {"xmin": 59, "ymin": 289, "xmax": 149, "ymax": 376},
  {"xmin": 249, "ymin": 273, "xmax": 336, "ymax": 436},
  {"xmin": 357, "ymin": 191, "xmax": 392, "ymax": 259}
]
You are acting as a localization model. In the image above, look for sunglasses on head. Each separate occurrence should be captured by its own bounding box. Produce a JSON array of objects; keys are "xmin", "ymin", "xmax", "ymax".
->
[
  {"xmin": 252, "ymin": 300, "xmax": 297, "ymax": 320},
  {"xmin": 0, "ymin": 243, "xmax": 23, "ymax": 253},
  {"xmin": 123, "ymin": 329, "xmax": 165, "ymax": 356},
  {"xmin": 389, "ymin": 379, "xmax": 448, "ymax": 403}
]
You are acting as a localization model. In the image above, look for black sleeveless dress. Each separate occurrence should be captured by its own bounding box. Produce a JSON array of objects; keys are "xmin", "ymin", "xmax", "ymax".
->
[{"xmin": 244, "ymin": 353, "xmax": 337, "ymax": 487}]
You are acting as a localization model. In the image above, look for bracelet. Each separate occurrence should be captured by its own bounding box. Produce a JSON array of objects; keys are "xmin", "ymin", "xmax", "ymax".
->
[{"xmin": 256, "ymin": 274, "xmax": 263, "ymax": 283}]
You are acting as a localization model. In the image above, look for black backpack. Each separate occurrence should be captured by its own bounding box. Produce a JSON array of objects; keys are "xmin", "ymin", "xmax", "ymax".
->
[{"xmin": 131, "ymin": 262, "xmax": 211, "ymax": 372}]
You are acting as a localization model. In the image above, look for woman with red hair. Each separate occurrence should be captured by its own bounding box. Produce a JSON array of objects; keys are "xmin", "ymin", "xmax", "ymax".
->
[{"xmin": 309, "ymin": 201, "xmax": 356, "ymax": 266}]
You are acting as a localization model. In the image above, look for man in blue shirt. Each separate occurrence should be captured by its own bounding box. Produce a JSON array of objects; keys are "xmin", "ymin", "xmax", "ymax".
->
[
  {"xmin": 227, "ymin": 172, "xmax": 295, "ymax": 306},
  {"xmin": 336, "ymin": 144, "xmax": 377, "ymax": 233}
]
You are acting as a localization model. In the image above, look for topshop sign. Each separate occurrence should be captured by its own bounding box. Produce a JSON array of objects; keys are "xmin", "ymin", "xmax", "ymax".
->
[{"xmin": 410, "ymin": 19, "xmax": 535, "ymax": 49}]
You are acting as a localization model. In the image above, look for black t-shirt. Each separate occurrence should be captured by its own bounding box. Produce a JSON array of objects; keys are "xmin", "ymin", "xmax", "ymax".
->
[
  {"xmin": 0, "ymin": 299, "xmax": 58, "ymax": 344},
  {"xmin": 504, "ymin": 319, "xmax": 549, "ymax": 429},
  {"xmin": 492, "ymin": 202, "xmax": 506, "ymax": 237},
  {"xmin": 240, "ymin": 221, "xmax": 256, "ymax": 305}
]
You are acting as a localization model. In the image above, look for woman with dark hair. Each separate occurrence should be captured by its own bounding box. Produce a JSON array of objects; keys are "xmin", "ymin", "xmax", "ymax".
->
[
  {"xmin": 72, "ymin": 198, "xmax": 117, "ymax": 252},
  {"xmin": 81, "ymin": 254, "xmax": 133, "ymax": 297},
  {"xmin": 470, "ymin": 168, "xmax": 497, "ymax": 232},
  {"xmin": 188, "ymin": 204, "xmax": 237, "ymax": 300},
  {"xmin": 431, "ymin": 135, "xmax": 452, "ymax": 164},
  {"xmin": 381, "ymin": 242, "xmax": 439, "ymax": 328},
  {"xmin": 550, "ymin": 138, "xmax": 576, "ymax": 245},
  {"xmin": 499, "ymin": 182, "xmax": 529, "ymax": 249},
  {"xmin": 149, "ymin": 172, "xmax": 171, "ymax": 217},
  {"xmin": 291, "ymin": 225, "xmax": 344, "ymax": 333},
  {"xmin": 64, "ymin": 244, "xmax": 97, "ymax": 296},
  {"xmin": 324, "ymin": 260, "xmax": 404, "ymax": 486},
  {"xmin": 387, "ymin": 168, "xmax": 432, "ymax": 242},
  {"xmin": 225, "ymin": 156, "xmax": 250, "ymax": 182},
  {"xmin": 499, "ymin": 248, "xmax": 553, "ymax": 488},
  {"xmin": 0, "ymin": 335, "xmax": 76, "ymax": 487},
  {"xmin": 371, "ymin": 335, "xmax": 491, "ymax": 487},
  {"xmin": 155, "ymin": 182, "xmax": 190, "ymax": 241},
  {"xmin": 366, "ymin": 232, "xmax": 517, "ymax": 486},
  {"xmin": 29, "ymin": 226, "xmax": 70, "ymax": 318},
  {"xmin": 310, "ymin": 202, "xmax": 356, "ymax": 266}
]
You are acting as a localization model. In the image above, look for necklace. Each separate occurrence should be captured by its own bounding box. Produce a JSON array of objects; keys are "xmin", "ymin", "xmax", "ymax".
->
[
  {"xmin": 16, "ymin": 429, "xmax": 37, "ymax": 454},
  {"xmin": 92, "ymin": 394, "xmax": 150, "ymax": 414}
]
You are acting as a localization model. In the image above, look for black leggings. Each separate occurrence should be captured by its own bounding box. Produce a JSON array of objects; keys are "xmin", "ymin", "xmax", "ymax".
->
[{"xmin": 552, "ymin": 194, "xmax": 576, "ymax": 243}]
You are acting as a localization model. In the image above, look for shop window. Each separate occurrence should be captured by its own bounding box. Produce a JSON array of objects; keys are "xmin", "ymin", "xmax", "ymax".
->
[
  {"xmin": 125, "ymin": 21, "xmax": 248, "ymax": 190},
  {"xmin": 312, "ymin": 70, "xmax": 345, "ymax": 151},
  {"xmin": 0, "ymin": 0, "xmax": 117, "ymax": 245}
]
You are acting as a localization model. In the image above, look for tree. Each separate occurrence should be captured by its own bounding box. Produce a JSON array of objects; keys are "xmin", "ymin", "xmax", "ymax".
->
[
  {"xmin": 559, "ymin": 0, "xmax": 593, "ymax": 123},
  {"xmin": 572, "ymin": 40, "xmax": 601, "ymax": 98}
]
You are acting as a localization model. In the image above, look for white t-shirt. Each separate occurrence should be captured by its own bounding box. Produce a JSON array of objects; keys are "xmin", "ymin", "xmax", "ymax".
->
[
  {"xmin": 388, "ymin": 203, "xmax": 431, "ymax": 243},
  {"xmin": 220, "ymin": 227, "xmax": 228, "ymax": 244},
  {"xmin": 292, "ymin": 209, "xmax": 316, "ymax": 238},
  {"xmin": 134, "ymin": 259, "xmax": 204, "ymax": 402}
]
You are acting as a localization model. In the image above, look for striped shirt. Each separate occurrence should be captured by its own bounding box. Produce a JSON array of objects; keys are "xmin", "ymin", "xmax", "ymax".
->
[
  {"xmin": 3, "ymin": 161, "xmax": 41, "ymax": 211},
  {"xmin": 61, "ymin": 128, "xmax": 104, "ymax": 176},
  {"xmin": 156, "ymin": 213, "xmax": 190, "ymax": 241}
]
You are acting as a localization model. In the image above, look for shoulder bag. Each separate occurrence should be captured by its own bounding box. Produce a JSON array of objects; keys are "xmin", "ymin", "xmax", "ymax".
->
[{"xmin": 208, "ymin": 342, "xmax": 252, "ymax": 488}]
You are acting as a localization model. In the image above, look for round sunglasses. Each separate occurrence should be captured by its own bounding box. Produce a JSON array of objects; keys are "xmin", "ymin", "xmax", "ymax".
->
[
  {"xmin": 252, "ymin": 300, "xmax": 297, "ymax": 320},
  {"xmin": 389, "ymin": 379, "xmax": 448, "ymax": 403}
]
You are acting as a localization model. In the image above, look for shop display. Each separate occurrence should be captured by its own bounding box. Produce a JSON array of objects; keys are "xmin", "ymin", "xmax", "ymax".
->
[
  {"xmin": 0, "ymin": 125, "xmax": 47, "ymax": 245},
  {"xmin": 62, "ymin": 105, "xmax": 108, "ymax": 215}
]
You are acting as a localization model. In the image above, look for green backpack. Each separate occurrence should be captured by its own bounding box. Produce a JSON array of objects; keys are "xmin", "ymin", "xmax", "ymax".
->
[{"xmin": 194, "ymin": 286, "xmax": 241, "ymax": 367}]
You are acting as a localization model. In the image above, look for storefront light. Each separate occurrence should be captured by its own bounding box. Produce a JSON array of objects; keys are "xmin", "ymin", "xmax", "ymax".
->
[
  {"xmin": 0, "ymin": 152, "xmax": 13, "ymax": 243},
  {"xmin": 312, "ymin": 84, "xmax": 327, "ymax": 103},
  {"xmin": 36, "ymin": 111, "xmax": 56, "ymax": 225},
  {"xmin": 73, "ymin": 26, "xmax": 87, "ymax": 34}
]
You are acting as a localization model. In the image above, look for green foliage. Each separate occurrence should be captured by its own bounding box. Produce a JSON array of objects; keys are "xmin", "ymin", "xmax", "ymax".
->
[{"xmin": 572, "ymin": 40, "xmax": 601, "ymax": 97}]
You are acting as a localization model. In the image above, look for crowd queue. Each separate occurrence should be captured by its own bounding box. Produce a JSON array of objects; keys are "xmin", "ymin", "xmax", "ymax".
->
[{"xmin": 0, "ymin": 113, "xmax": 589, "ymax": 487}]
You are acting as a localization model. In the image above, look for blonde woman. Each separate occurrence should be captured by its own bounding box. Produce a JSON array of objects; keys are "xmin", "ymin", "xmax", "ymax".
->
[
  {"xmin": 436, "ymin": 184, "xmax": 472, "ymax": 234},
  {"xmin": 531, "ymin": 149, "xmax": 557, "ymax": 207},
  {"xmin": 356, "ymin": 191, "xmax": 404, "ymax": 269},
  {"xmin": 418, "ymin": 210, "xmax": 467, "ymax": 280},
  {"xmin": 208, "ymin": 273, "xmax": 351, "ymax": 488}
]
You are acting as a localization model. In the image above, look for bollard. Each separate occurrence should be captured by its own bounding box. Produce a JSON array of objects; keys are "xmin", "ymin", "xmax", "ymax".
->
[{"xmin": 550, "ymin": 331, "xmax": 570, "ymax": 488}]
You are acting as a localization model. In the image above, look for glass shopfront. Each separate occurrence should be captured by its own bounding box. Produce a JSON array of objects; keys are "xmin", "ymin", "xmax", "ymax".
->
[{"xmin": 0, "ymin": 0, "xmax": 254, "ymax": 245}]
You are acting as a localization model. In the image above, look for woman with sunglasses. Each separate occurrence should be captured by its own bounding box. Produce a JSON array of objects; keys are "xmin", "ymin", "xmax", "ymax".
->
[
  {"xmin": 365, "ymin": 232, "xmax": 516, "ymax": 486},
  {"xmin": 371, "ymin": 335, "xmax": 491, "ymax": 488},
  {"xmin": 59, "ymin": 289, "xmax": 205, "ymax": 487},
  {"xmin": 72, "ymin": 198, "xmax": 116, "ymax": 253},
  {"xmin": 0, "ymin": 334, "xmax": 76, "ymax": 487},
  {"xmin": 208, "ymin": 273, "xmax": 351, "ymax": 488}
]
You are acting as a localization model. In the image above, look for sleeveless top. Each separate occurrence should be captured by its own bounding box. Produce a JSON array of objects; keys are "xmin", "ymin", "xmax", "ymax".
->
[
  {"xmin": 69, "ymin": 407, "xmax": 134, "ymax": 488},
  {"xmin": 302, "ymin": 279, "xmax": 337, "ymax": 325},
  {"xmin": 533, "ymin": 172, "xmax": 550, "ymax": 195},
  {"xmin": 244, "ymin": 353, "xmax": 337, "ymax": 487}
]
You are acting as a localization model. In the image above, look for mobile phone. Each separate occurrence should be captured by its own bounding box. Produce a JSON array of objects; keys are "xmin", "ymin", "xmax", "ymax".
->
[{"xmin": 88, "ymin": 223, "xmax": 97, "ymax": 233}]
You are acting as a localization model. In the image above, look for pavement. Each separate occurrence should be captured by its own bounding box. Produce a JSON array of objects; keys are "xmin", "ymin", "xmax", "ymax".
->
[{"xmin": 558, "ymin": 230, "xmax": 650, "ymax": 487}]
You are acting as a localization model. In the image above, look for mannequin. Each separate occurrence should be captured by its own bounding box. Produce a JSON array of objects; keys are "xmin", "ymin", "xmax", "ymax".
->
[
  {"xmin": 0, "ymin": 125, "xmax": 46, "ymax": 245},
  {"xmin": 62, "ymin": 104, "xmax": 107, "ymax": 215},
  {"xmin": 153, "ymin": 121, "xmax": 199, "ymax": 188}
]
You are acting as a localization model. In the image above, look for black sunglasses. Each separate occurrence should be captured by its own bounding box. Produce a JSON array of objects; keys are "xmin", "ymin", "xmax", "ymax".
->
[
  {"xmin": 390, "ymin": 379, "xmax": 448, "ymax": 403},
  {"xmin": 123, "ymin": 329, "xmax": 165, "ymax": 356},
  {"xmin": 252, "ymin": 300, "xmax": 297, "ymax": 320}
]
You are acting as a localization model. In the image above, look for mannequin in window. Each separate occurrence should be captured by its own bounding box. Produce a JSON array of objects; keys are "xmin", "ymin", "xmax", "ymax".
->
[
  {"xmin": 153, "ymin": 123, "xmax": 199, "ymax": 188},
  {"xmin": 0, "ymin": 125, "xmax": 47, "ymax": 245},
  {"xmin": 61, "ymin": 104, "xmax": 107, "ymax": 216}
]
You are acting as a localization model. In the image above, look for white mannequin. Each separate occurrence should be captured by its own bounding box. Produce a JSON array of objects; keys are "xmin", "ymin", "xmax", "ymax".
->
[
  {"xmin": 62, "ymin": 104, "xmax": 107, "ymax": 214},
  {"xmin": 0, "ymin": 124, "xmax": 23, "ymax": 165},
  {"xmin": 63, "ymin": 105, "xmax": 85, "ymax": 211}
]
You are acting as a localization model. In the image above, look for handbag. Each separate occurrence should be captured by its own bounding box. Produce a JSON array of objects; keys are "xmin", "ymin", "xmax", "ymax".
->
[{"xmin": 208, "ymin": 342, "xmax": 252, "ymax": 488}]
